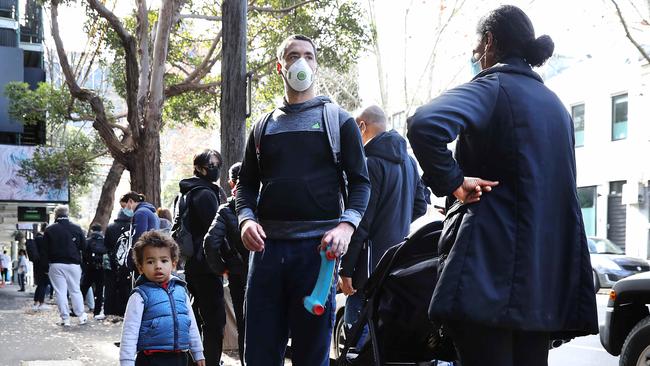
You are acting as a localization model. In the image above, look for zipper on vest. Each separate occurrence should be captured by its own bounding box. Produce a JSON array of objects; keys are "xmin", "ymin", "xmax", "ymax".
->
[{"xmin": 166, "ymin": 286, "xmax": 179, "ymax": 350}]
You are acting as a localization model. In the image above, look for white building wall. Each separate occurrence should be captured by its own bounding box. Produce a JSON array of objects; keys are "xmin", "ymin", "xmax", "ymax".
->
[{"xmin": 546, "ymin": 55, "xmax": 650, "ymax": 258}]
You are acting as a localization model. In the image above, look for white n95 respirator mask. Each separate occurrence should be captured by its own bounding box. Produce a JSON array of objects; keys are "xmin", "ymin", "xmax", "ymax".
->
[{"xmin": 282, "ymin": 57, "xmax": 315, "ymax": 92}]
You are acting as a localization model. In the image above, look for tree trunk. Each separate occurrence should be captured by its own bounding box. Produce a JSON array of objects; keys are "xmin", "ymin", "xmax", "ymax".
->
[
  {"xmin": 220, "ymin": 0, "xmax": 248, "ymax": 196},
  {"xmin": 368, "ymin": 0, "xmax": 388, "ymax": 113},
  {"xmin": 130, "ymin": 130, "xmax": 161, "ymax": 207},
  {"xmin": 91, "ymin": 159, "xmax": 126, "ymax": 229}
]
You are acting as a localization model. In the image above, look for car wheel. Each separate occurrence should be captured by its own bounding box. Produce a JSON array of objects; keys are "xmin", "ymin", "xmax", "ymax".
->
[
  {"xmin": 593, "ymin": 270, "xmax": 601, "ymax": 293},
  {"xmin": 619, "ymin": 315, "xmax": 650, "ymax": 366},
  {"xmin": 333, "ymin": 310, "xmax": 347, "ymax": 360}
]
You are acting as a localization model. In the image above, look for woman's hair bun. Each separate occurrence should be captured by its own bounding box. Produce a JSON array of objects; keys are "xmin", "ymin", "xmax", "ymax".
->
[{"xmin": 525, "ymin": 34, "xmax": 554, "ymax": 67}]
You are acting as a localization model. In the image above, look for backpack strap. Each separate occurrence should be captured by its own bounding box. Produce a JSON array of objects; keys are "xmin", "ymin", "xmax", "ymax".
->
[
  {"xmin": 322, "ymin": 102, "xmax": 348, "ymax": 205},
  {"xmin": 253, "ymin": 110, "xmax": 274, "ymax": 173},
  {"xmin": 323, "ymin": 103, "xmax": 342, "ymax": 166}
]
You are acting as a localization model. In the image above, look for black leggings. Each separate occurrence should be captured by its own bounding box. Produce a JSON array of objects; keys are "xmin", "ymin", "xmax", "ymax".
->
[
  {"xmin": 229, "ymin": 272, "xmax": 247, "ymax": 363},
  {"xmin": 185, "ymin": 271, "xmax": 225, "ymax": 366},
  {"xmin": 80, "ymin": 267, "xmax": 104, "ymax": 315},
  {"xmin": 446, "ymin": 321, "xmax": 550, "ymax": 366}
]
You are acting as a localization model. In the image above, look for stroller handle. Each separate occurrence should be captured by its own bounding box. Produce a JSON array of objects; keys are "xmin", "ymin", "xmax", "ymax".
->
[{"xmin": 303, "ymin": 247, "xmax": 336, "ymax": 315}]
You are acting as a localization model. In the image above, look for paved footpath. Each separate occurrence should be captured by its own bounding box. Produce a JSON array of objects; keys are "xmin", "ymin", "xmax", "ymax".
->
[{"xmin": 0, "ymin": 283, "xmax": 243, "ymax": 366}]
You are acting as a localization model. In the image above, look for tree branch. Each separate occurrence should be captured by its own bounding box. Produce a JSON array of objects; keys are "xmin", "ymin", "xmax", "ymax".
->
[
  {"xmin": 182, "ymin": 29, "xmax": 223, "ymax": 84},
  {"xmin": 145, "ymin": 0, "xmax": 182, "ymax": 132},
  {"xmin": 164, "ymin": 81, "xmax": 220, "ymax": 98},
  {"xmin": 180, "ymin": 14, "xmax": 222, "ymax": 21},
  {"xmin": 250, "ymin": 0, "xmax": 317, "ymax": 13},
  {"xmin": 50, "ymin": 0, "xmax": 128, "ymax": 164},
  {"xmin": 611, "ymin": 0, "xmax": 650, "ymax": 64},
  {"xmin": 171, "ymin": 62, "xmax": 192, "ymax": 76},
  {"xmin": 136, "ymin": 0, "xmax": 151, "ymax": 120},
  {"xmin": 86, "ymin": 0, "xmax": 140, "ymax": 141},
  {"xmin": 108, "ymin": 121, "xmax": 129, "ymax": 134}
]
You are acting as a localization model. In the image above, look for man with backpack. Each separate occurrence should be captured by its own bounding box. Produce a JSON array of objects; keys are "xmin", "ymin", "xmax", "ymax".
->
[
  {"xmin": 236, "ymin": 34, "xmax": 370, "ymax": 366},
  {"xmin": 204, "ymin": 162, "xmax": 247, "ymax": 363},
  {"xmin": 81, "ymin": 223, "xmax": 107, "ymax": 320},
  {"xmin": 104, "ymin": 198, "xmax": 134, "ymax": 317},
  {"xmin": 174, "ymin": 149, "xmax": 226, "ymax": 366}
]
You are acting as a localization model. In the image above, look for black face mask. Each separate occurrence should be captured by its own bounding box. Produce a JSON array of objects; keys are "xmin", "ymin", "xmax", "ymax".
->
[{"xmin": 205, "ymin": 167, "xmax": 220, "ymax": 182}]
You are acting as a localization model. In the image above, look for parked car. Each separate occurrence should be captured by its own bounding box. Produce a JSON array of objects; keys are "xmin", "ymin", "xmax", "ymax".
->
[
  {"xmin": 588, "ymin": 237, "xmax": 649, "ymax": 290},
  {"xmin": 599, "ymin": 271, "xmax": 650, "ymax": 366}
]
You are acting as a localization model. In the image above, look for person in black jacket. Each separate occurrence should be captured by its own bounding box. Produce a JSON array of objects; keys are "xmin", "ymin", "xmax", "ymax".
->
[
  {"xmin": 104, "ymin": 203, "xmax": 134, "ymax": 317},
  {"xmin": 339, "ymin": 105, "xmax": 429, "ymax": 345},
  {"xmin": 43, "ymin": 205, "xmax": 88, "ymax": 326},
  {"xmin": 29, "ymin": 223, "xmax": 51, "ymax": 311},
  {"xmin": 178, "ymin": 149, "xmax": 226, "ymax": 366},
  {"xmin": 204, "ymin": 162, "xmax": 247, "ymax": 363},
  {"xmin": 407, "ymin": 6, "xmax": 597, "ymax": 366},
  {"xmin": 236, "ymin": 34, "xmax": 370, "ymax": 366},
  {"xmin": 81, "ymin": 223, "xmax": 107, "ymax": 320}
]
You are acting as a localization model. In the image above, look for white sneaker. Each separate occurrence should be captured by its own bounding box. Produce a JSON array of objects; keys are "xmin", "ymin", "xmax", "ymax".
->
[
  {"xmin": 32, "ymin": 304, "xmax": 40, "ymax": 311},
  {"xmin": 79, "ymin": 313, "xmax": 88, "ymax": 325},
  {"xmin": 38, "ymin": 304, "xmax": 51, "ymax": 310},
  {"xmin": 61, "ymin": 318, "xmax": 71, "ymax": 327},
  {"xmin": 94, "ymin": 312, "xmax": 105, "ymax": 320}
]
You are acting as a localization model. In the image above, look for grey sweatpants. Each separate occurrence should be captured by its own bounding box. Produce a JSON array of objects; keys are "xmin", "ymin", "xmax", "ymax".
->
[{"xmin": 48, "ymin": 263, "xmax": 85, "ymax": 321}]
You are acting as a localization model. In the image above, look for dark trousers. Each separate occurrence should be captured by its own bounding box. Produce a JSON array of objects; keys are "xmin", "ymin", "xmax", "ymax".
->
[
  {"xmin": 17, "ymin": 272, "xmax": 25, "ymax": 290},
  {"xmin": 446, "ymin": 321, "xmax": 549, "ymax": 366},
  {"xmin": 245, "ymin": 238, "xmax": 336, "ymax": 366},
  {"xmin": 135, "ymin": 352, "xmax": 188, "ymax": 366},
  {"xmin": 186, "ymin": 271, "xmax": 225, "ymax": 366},
  {"xmin": 104, "ymin": 269, "xmax": 132, "ymax": 316},
  {"xmin": 80, "ymin": 267, "xmax": 104, "ymax": 315},
  {"xmin": 229, "ymin": 271, "xmax": 247, "ymax": 363},
  {"xmin": 34, "ymin": 268, "xmax": 51, "ymax": 303}
]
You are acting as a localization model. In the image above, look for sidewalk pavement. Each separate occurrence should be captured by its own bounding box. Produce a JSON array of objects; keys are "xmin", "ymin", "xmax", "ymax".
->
[{"xmin": 0, "ymin": 283, "xmax": 244, "ymax": 366}]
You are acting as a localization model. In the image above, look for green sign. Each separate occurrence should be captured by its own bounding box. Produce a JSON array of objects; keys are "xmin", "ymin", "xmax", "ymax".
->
[{"xmin": 17, "ymin": 207, "xmax": 47, "ymax": 222}]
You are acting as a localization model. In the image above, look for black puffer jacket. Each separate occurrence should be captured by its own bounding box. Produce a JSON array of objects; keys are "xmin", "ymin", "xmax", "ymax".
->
[
  {"xmin": 178, "ymin": 176, "xmax": 225, "ymax": 275},
  {"xmin": 43, "ymin": 217, "xmax": 86, "ymax": 265},
  {"xmin": 204, "ymin": 198, "xmax": 248, "ymax": 275}
]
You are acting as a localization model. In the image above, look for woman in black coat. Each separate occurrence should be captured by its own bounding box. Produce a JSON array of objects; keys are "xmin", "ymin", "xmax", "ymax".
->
[{"xmin": 407, "ymin": 6, "xmax": 598, "ymax": 366}]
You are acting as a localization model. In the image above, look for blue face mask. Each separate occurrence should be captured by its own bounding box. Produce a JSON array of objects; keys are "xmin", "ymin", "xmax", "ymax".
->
[
  {"xmin": 470, "ymin": 55, "xmax": 483, "ymax": 77},
  {"xmin": 122, "ymin": 208, "xmax": 134, "ymax": 218}
]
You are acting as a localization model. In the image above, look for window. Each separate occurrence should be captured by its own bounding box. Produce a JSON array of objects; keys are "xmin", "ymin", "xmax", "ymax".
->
[
  {"xmin": 609, "ymin": 181, "xmax": 625, "ymax": 195},
  {"xmin": 572, "ymin": 104, "xmax": 585, "ymax": 147},
  {"xmin": 578, "ymin": 186, "xmax": 597, "ymax": 236},
  {"xmin": 612, "ymin": 94, "xmax": 628, "ymax": 141}
]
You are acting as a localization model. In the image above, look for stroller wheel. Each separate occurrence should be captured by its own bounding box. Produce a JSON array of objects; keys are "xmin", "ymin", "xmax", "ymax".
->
[{"xmin": 333, "ymin": 312, "xmax": 347, "ymax": 360}]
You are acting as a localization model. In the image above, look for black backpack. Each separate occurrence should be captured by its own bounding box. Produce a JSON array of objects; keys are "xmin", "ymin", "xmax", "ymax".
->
[
  {"xmin": 172, "ymin": 186, "xmax": 213, "ymax": 260},
  {"xmin": 86, "ymin": 234, "xmax": 107, "ymax": 270}
]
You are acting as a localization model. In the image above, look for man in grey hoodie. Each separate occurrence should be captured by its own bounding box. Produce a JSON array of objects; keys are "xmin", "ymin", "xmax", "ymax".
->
[{"xmin": 236, "ymin": 34, "xmax": 370, "ymax": 366}]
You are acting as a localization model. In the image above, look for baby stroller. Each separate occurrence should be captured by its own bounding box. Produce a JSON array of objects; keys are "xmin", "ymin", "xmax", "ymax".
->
[{"xmin": 337, "ymin": 220, "xmax": 457, "ymax": 366}]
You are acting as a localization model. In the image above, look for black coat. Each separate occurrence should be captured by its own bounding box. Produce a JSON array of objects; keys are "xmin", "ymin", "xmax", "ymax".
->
[
  {"xmin": 43, "ymin": 217, "xmax": 86, "ymax": 265},
  {"xmin": 203, "ymin": 197, "xmax": 249, "ymax": 276},
  {"xmin": 340, "ymin": 130, "xmax": 429, "ymax": 289},
  {"xmin": 179, "ymin": 176, "xmax": 225, "ymax": 275},
  {"xmin": 407, "ymin": 58, "xmax": 598, "ymax": 337}
]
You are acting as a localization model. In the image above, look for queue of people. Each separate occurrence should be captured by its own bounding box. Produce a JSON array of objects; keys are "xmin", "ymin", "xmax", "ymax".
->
[{"xmin": 8, "ymin": 5, "xmax": 599, "ymax": 366}]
